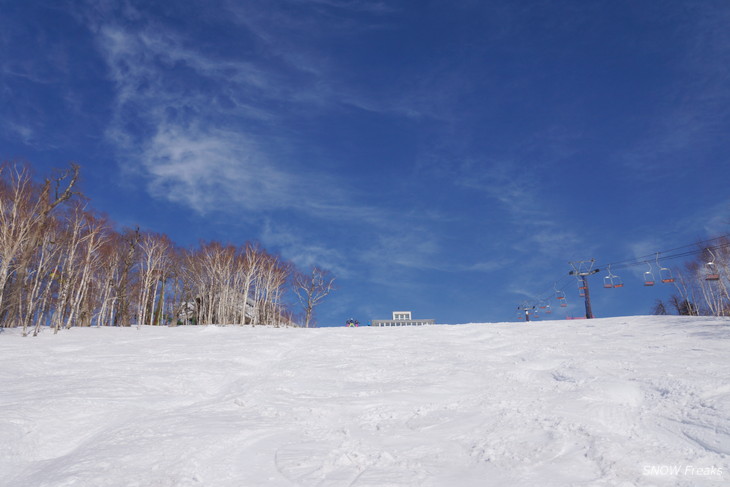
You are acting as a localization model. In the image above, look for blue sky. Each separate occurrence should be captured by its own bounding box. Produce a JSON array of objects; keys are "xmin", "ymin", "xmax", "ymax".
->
[{"xmin": 2, "ymin": 0, "xmax": 729, "ymax": 325}]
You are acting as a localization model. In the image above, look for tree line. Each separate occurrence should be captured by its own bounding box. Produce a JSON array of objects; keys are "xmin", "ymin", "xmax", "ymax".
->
[
  {"xmin": 0, "ymin": 162, "xmax": 335, "ymax": 335},
  {"xmin": 653, "ymin": 237, "xmax": 730, "ymax": 317}
]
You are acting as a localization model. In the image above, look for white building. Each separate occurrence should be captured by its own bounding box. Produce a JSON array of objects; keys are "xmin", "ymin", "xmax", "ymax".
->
[{"xmin": 371, "ymin": 311, "xmax": 435, "ymax": 327}]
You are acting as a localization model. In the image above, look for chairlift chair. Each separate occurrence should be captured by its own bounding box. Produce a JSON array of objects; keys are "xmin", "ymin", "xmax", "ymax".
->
[
  {"xmin": 643, "ymin": 262, "xmax": 655, "ymax": 286},
  {"xmin": 660, "ymin": 268, "xmax": 675, "ymax": 283},
  {"xmin": 705, "ymin": 250, "xmax": 721, "ymax": 281},
  {"xmin": 612, "ymin": 275, "xmax": 624, "ymax": 288},
  {"xmin": 656, "ymin": 253, "xmax": 675, "ymax": 283},
  {"xmin": 603, "ymin": 275, "xmax": 614, "ymax": 288}
]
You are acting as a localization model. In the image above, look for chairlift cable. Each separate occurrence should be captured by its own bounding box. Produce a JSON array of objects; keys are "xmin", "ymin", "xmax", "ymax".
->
[{"xmin": 599, "ymin": 236, "xmax": 730, "ymax": 270}]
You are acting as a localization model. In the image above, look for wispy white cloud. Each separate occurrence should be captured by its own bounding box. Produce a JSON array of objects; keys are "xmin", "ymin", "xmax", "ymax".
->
[
  {"xmin": 89, "ymin": 5, "xmax": 461, "ymax": 281},
  {"xmin": 457, "ymin": 159, "xmax": 543, "ymax": 218},
  {"xmin": 361, "ymin": 232, "xmax": 440, "ymax": 271},
  {"xmin": 259, "ymin": 219, "xmax": 349, "ymax": 276},
  {"xmin": 292, "ymin": 0, "xmax": 395, "ymax": 14},
  {"xmin": 2, "ymin": 121, "xmax": 36, "ymax": 146},
  {"xmin": 703, "ymin": 201, "xmax": 730, "ymax": 237},
  {"xmin": 95, "ymin": 20, "xmax": 341, "ymax": 217},
  {"xmin": 450, "ymin": 158, "xmax": 584, "ymax": 259},
  {"xmin": 140, "ymin": 125, "xmax": 293, "ymax": 214},
  {"xmin": 459, "ymin": 260, "xmax": 510, "ymax": 273}
]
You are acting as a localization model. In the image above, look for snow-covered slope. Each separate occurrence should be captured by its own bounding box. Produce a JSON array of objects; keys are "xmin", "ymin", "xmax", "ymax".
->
[{"xmin": 1, "ymin": 316, "xmax": 728, "ymax": 486}]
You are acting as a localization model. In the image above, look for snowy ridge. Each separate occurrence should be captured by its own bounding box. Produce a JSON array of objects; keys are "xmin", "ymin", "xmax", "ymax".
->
[{"xmin": 1, "ymin": 316, "xmax": 728, "ymax": 486}]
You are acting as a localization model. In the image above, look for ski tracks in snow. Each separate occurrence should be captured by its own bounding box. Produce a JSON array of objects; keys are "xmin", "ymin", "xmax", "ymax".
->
[{"xmin": 0, "ymin": 317, "xmax": 729, "ymax": 486}]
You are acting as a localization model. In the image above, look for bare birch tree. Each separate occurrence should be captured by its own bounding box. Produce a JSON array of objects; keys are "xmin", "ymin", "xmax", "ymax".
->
[
  {"xmin": 63, "ymin": 209, "xmax": 108, "ymax": 330},
  {"xmin": 113, "ymin": 227, "xmax": 140, "ymax": 327},
  {"xmin": 255, "ymin": 252, "xmax": 291, "ymax": 326},
  {"xmin": 293, "ymin": 266, "xmax": 335, "ymax": 328},
  {"xmin": 137, "ymin": 232, "xmax": 172, "ymax": 327},
  {"xmin": 0, "ymin": 163, "xmax": 79, "ymax": 327}
]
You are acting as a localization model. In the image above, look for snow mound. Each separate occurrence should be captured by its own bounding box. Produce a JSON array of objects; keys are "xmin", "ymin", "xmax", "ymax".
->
[{"xmin": 1, "ymin": 316, "xmax": 728, "ymax": 486}]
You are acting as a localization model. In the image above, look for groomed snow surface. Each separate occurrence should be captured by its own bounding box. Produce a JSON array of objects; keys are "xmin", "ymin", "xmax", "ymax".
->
[{"xmin": 1, "ymin": 316, "xmax": 728, "ymax": 487}]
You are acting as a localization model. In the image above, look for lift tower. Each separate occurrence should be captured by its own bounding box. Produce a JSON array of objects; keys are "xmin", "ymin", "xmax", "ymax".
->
[
  {"xmin": 569, "ymin": 259, "xmax": 600, "ymax": 319},
  {"xmin": 517, "ymin": 303, "xmax": 536, "ymax": 322}
]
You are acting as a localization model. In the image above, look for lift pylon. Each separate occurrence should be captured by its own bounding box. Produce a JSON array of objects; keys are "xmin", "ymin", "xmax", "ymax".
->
[
  {"xmin": 517, "ymin": 303, "xmax": 536, "ymax": 322},
  {"xmin": 569, "ymin": 259, "xmax": 599, "ymax": 319}
]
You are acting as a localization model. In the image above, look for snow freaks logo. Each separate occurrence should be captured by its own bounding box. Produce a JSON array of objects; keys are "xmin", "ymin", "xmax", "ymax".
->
[{"xmin": 643, "ymin": 464, "xmax": 724, "ymax": 478}]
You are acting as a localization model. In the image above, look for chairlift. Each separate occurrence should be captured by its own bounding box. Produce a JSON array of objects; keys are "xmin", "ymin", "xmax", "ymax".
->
[
  {"xmin": 705, "ymin": 249, "xmax": 721, "ymax": 281},
  {"xmin": 560, "ymin": 300, "xmax": 568, "ymax": 308},
  {"xmin": 554, "ymin": 283, "xmax": 566, "ymax": 301},
  {"xmin": 656, "ymin": 253, "xmax": 675, "ymax": 283},
  {"xmin": 545, "ymin": 304, "xmax": 552, "ymax": 314},
  {"xmin": 643, "ymin": 262, "xmax": 655, "ymax": 286},
  {"xmin": 603, "ymin": 265, "xmax": 624, "ymax": 289},
  {"xmin": 577, "ymin": 278, "xmax": 586, "ymax": 296}
]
